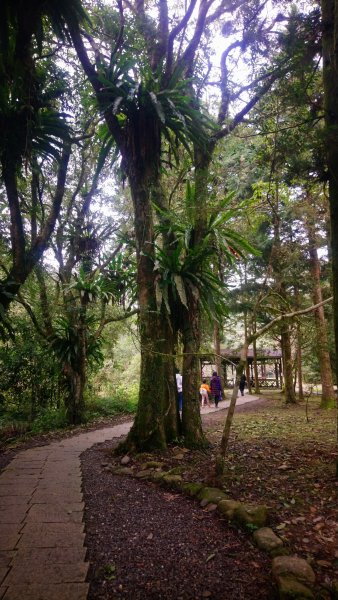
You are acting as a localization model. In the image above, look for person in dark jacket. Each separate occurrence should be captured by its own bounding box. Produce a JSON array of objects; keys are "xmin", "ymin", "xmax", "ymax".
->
[
  {"xmin": 210, "ymin": 371, "xmax": 222, "ymax": 407},
  {"xmin": 239, "ymin": 373, "xmax": 246, "ymax": 396}
]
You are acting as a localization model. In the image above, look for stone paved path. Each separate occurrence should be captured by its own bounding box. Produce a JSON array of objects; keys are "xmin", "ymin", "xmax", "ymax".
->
[
  {"xmin": 0, "ymin": 393, "xmax": 260, "ymax": 600},
  {"xmin": 0, "ymin": 423, "xmax": 131, "ymax": 600}
]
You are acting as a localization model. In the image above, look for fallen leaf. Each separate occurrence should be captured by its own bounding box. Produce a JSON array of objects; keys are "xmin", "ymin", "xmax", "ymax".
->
[
  {"xmin": 316, "ymin": 560, "xmax": 331, "ymax": 568},
  {"xmin": 206, "ymin": 553, "xmax": 216, "ymax": 562}
]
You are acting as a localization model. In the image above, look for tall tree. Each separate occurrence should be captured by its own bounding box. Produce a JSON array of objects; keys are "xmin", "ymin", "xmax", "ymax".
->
[{"xmin": 0, "ymin": 0, "xmax": 87, "ymax": 322}]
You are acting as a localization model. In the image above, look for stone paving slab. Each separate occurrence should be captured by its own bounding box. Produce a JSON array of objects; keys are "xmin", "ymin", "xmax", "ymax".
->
[
  {"xmin": 0, "ymin": 569, "xmax": 9, "ymax": 587},
  {"xmin": 4, "ymin": 562, "xmax": 89, "ymax": 585},
  {"xmin": 26, "ymin": 503, "xmax": 84, "ymax": 523},
  {"xmin": 0, "ymin": 553, "xmax": 15, "ymax": 569},
  {"xmin": 18, "ymin": 532, "xmax": 86, "ymax": 548},
  {"xmin": 2, "ymin": 582, "xmax": 89, "ymax": 600},
  {"xmin": 21, "ymin": 522, "xmax": 85, "ymax": 536},
  {"xmin": 0, "ymin": 473, "xmax": 41, "ymax": 483},
  {"xmin": 0, "ymin": 496, "xmax": 31, "ymax": 507},
  {"xmin": 31, "ymin": 491, "xmax": 83, "ymax": 503},
  {"xmin": 0, "ymin": 485, "xmax": 37, "ymax": 497},
  {"xmin": 0, "ymin": 526, "xmax": 21, "ymax": 551},
  {"xmin": 0, "ymin": 507, "xmax": 28, "ymax": 524},
  {"xmin": 11, "ymin": 546, "xmax": 87, "ymax": 564}
]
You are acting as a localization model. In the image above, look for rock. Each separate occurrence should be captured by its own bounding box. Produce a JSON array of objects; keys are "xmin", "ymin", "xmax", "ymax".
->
[
  {"xmin": 181, "ymin": 482, "xmax": 204, "ymax": 497},
  {"xmin": 121, "ymin": 455, "xmax": 131, "ymax": 465},
  {"xmin": 253, "ymin": 527, "xmax": 284, "ymax": 553},
  {"xmin": 173, "ymin": 453, "xmax": 185, "ymax": 460},
  {"xmin": 162, "ymin": 474, "xmax": 183, "ymax": 488},
  {"xmin": 217, "ymin": 499, "xmax": 241, "ymax": 520},
  {"xmin": 117, "ymin": 467, "xmax": 134, "ymax": 476},
  {"xmin": 277, "ymin": 576, "xmax": 314, "ymax": 599},
  {"xmin": 204, "ymin": 503, "xmax": 218, "ymax": 512},
  {"xmin": 150, "ymin": 471, "xmax": 165, "ymax": 482},
  {"xmin": 272, "ymin": 556, "xmax": 316, "ymax": 599},
  {"xmin": 167, "ymin": 466, "xmax": 186, "ymax": 475},
  {"xmin": 233, "ymin": 503, "xmax": 268, "ymax": 528},
  {"xmin": 111, "ymin": 466, "xmax": 133, "ymax": 476},
  {"xmin": 140, "ymin": 461, "xmax": 165, "ymax": 470},
  {"xmin": 197, "ymin": 487, "xmax": 227, "ymax": 505},
  {"xmin": 135, "ymin": 469, "xmax": 154, "ymax": 479},
  {"xmin": 272, "ymin": 556, "xmax": 316, "ymax": 585},
  {"xmin": 101, "ymin": 462, "xmax": 109, "ymax": 467}
]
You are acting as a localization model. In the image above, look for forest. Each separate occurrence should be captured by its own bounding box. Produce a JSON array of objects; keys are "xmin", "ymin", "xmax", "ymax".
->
[
  {"xmin": 1, "ymin": 1, "xmax": 338, "ymax": 599},
  {"xmin": 1, "ymin": 0, "xmax": 337, "ymax": 448}
]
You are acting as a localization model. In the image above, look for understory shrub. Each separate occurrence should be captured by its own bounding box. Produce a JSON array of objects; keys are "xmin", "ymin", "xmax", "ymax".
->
[{"xmin": 85, "ymin": 384, "xmax": 139, "ymax": 419}]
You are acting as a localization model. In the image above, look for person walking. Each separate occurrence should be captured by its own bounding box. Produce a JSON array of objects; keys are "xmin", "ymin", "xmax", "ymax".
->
[
  {"xmin": 210, "ymin": 371, "xmax": 222, "ymax": 408},
  {"xmin": 175, "ymin": 369, "xmax": 183, "ymax": 411},
  {"xmin": 239, "ymin": 373, "xmax": 246, "ymax": 396},
  {"xmin": 199, "ymin": 379, "xmax": 211, "ymax": 407}
]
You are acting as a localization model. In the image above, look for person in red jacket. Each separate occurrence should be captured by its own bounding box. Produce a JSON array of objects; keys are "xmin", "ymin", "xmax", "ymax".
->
[{"xmin": 210, "ymin": 371, "xmax": 222, "ymax": 408}]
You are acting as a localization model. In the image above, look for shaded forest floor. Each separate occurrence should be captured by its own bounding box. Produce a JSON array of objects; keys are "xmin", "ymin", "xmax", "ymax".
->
[{"xmin": 83, "ymin": 394, "xmax": 337, "ymax": 599}]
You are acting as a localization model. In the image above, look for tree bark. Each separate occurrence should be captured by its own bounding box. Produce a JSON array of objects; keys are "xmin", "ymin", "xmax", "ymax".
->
[
  {"xmin": 281, "ymin": 322, "xmax": 297, "ymax": 404},
  {"xmin": 306, "ymin": 215, "xmax": 336, "ymax": 408},
  {"xmin": 320, "ymin": 0, "xmax": 338, "ymax": 475},
  {"xmin": 214, "ymin": 323, "xmax": 223, "ymax": 387},
  {"xmin": 121, "ymin": 171, "xmax": 168, "ymax": 451},
  {"xmin": 181, "ymin": 295, "xmax": 208, "ymax": 448},
  {"xmin": 296, "ymin": 322, "xmax": 304, "ymax": 401}
]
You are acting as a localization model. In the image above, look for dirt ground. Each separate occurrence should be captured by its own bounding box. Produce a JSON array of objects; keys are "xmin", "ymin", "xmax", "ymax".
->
[{"xmin": 82, "ymin": 395, "xmax": 337, "ymax": 599}]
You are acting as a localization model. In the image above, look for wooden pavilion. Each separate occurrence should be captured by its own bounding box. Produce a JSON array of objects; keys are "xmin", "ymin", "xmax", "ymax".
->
[{"xmin": 201, "ymin": 348, "xmax": 283, "ymax": 389}]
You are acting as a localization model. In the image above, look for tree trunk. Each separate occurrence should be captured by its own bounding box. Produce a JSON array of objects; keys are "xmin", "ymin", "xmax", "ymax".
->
[
  {"xmin": 121, "ymin": 173, "xmax": 168, "ymax": 451},
  {"xmin": 181, "ymin": 298, "xmax": 208, "ymax": 448},
  {"xmin": 216, "ymin": 342, "xmax": 249, "ymax": 474},
  {"xmin": 214, "ymin": 323, "xmax": 223, "ymax": 387},
  {"xmin": 281, "ymin": 322, "xmax": 297, "ymax": 404},
  {"xmin": 163, "ymin": 322, "xmax": 181, "ymax": 442},
  {"xmin": 306, "ymin": 216, "xmax": 336, "ymax": 408},
  {"xmin": 321, "ymin": 0, "xmax": 338, "ymax": 476},
  {"xmin": 253, "ymin": 337, "xmax": 260, "ymax": 393},
  {"xmin": 296, "ymin": 322, "xmax": 304, "ymax": 401}
]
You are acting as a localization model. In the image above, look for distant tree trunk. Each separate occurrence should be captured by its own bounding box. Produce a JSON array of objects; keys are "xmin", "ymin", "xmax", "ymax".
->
[
  {"xmin": 306, "ymin": 216, "xmax": 336, "ymax": 408},
  {"xmin": 63, "ymin": 306, "xmax": 87, "ymax": 425},
  {"xmin": 296, "ymin": 322, "xmax": 304, "ymax": 401},
  {"xmin": 214, "ymin": 323, "xmax": 223, "ymax": 386},
  {"xmin": 281, "ymin": 322, "xmax": 297, "ymax": 404},
  {"xmin": 253, "ymin": 336, "xmax": 260, "ymax": 393}
]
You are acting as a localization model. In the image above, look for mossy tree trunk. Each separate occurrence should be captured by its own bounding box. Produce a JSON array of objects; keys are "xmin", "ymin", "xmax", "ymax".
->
[
  {"xmin": 62, "ymin": 302, "xmax": 87, "ymax": 425},
  {"xmin": 181, "ymin": 293, "xmax": 207, "ymax": 448},
  {"xmin": 180, "ymin": 144, "xmax": 214, "ymax": 448},
  {"xmin": 121, "ymin": 168, "xmax": 168, "ymax": 451}
]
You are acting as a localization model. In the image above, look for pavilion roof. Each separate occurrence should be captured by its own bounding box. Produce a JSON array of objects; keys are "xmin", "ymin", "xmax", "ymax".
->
[{"xmin": 220, "ymin": 348, "xmax": 282, "ymax": 359}]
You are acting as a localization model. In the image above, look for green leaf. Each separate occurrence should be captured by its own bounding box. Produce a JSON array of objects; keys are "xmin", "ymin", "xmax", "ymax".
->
[{"xmin": 173, "ymin": 274, "xmax": 188, "ymax": 309}]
